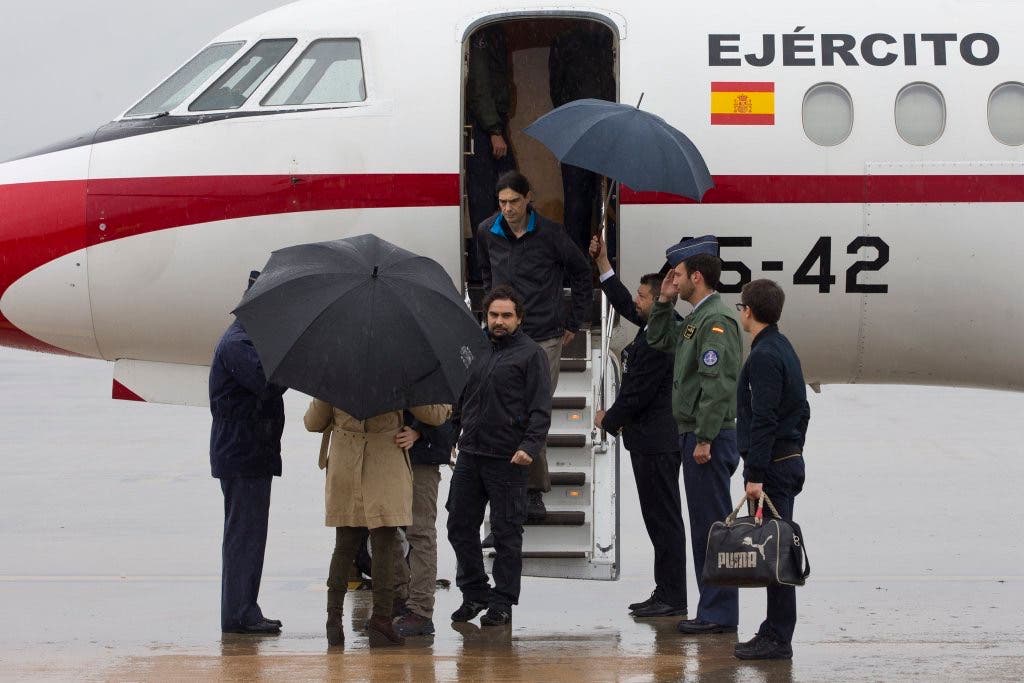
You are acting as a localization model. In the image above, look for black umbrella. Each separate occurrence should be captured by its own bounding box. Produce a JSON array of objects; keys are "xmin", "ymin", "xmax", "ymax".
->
[
  {"xmin": 233, "ymin": 234, "xmax": 486, "ymax": 420},
  {"xmin": 523, "ymin": 97, "xmax": 714, "ymax": 200}
]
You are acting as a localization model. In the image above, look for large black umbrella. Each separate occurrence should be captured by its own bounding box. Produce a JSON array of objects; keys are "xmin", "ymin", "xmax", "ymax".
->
[
  {"xmin": 233, "ymin": 234, "xmax": 486, "ymax": 420},
  {"xmin": 523, "ymin": 97, "xmax": 714, "ymax": 200}
]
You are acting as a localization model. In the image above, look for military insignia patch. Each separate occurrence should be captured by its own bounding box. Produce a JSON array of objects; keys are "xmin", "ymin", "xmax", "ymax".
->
[
  {"xmin": 683, "ymin": 324, "xmax": 697, "ymax": 340},
  {"xmin": 702, "ymin": 349, "xmax": 720, "ymax": 366},
  {"xmin": 711, "ymin": 325, "xmax": 725, "ymax": 334}
]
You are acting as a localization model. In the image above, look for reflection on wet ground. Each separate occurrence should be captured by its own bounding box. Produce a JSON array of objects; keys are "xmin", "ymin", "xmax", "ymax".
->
[
  {"xmin": 2, "ymin": 352, "xmax": 1024, "ymax": 680},
  {"xmin": 3, "ymin": 577, "xmax": 1022, "ymax": 681}
]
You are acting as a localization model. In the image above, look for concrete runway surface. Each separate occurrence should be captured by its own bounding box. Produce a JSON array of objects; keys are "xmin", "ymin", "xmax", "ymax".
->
[{"xmin": 1, "ymin": 348, "xmax": 1022, "ymax": 681}]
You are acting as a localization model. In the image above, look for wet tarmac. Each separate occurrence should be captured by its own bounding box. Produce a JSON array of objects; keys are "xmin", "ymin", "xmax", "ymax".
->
[{"xmin": 2, "ymin": 348, "xmax": 1023, "ymax": 681}]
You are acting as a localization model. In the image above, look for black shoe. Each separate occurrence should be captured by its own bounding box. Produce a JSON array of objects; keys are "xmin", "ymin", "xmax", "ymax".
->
[
  {"xmin": 630, "ymin": 601, "xmax": 687, "ymax": 618},
  {"xmin": 451, "ymin": 600, "xmax": 488, "ymax": 622},
  {"xmin": 628, "ymin": 591, "xmax": 659, "ymax": 612},
  {"xmin": 527, "ymin": 490, "xmax": 547, "ymax": 521},
  {"xmin": 479, "ymin": 605, "xmax": 512, "ymax": 626},
  {"xmin": 481, "ymin": 533, "xmax": 495, "ymax": 548},
  {"xmin": 734, "ymin": 634, "xmax": 793, "ymax": 660},
  {"xmin": 223, "ymin": 619, "xmax": 282, "ymax": 635},
  {"xmin": 264, "ymin": 617, "xmax": 283, "ymax": 628},
  {"xmin": 675, "ymin": 619, "xmax": 737, "ymax": 635},
  {"xmin": 395, "ymin": 612, "xmax": 436, "ymax": 637}
]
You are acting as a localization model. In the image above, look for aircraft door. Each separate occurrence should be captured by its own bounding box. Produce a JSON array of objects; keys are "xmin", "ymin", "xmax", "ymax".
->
[{"xmin": 461, "ymin": 15, "xmax": 621, "ymax": 580}]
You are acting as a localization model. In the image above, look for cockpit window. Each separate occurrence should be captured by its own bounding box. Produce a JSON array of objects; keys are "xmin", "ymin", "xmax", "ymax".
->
[
  {"xmin": 189, "ymin": 39, "xmax": 297, "ymax": 112},
  {"xmin": 262, "ymin": 39, "xmax": 366, "ymax": 106},
  {"xmin": 125, "ymin": 42, "xmax": 244, "ymax": 117}
]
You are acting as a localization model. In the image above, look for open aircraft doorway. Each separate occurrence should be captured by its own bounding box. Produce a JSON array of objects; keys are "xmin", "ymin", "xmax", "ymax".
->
[{"xmin": 459, "ymin": 14, "xmax": 621, "ymax": 580}]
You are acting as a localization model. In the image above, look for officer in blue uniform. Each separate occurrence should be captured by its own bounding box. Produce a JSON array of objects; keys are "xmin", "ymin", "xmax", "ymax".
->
[
  {"xmin": 591, "ymin": 236, "xmax": 687, "ymax": 618},
  {"xmin": 209, "ymin": 271, "xmax": 286, "ymax": 635}
]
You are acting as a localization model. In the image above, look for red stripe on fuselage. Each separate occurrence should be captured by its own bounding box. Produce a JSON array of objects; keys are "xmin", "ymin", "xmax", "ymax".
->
[
  {"xmin": 3, "ymin": 171, "xmax": 1024, "ymax": 355},
  {"xmin": 88, "ymin": 173, "xmax": 461, "ymax": 247},
  {"xmin": 0, "ymin": 179, "xmax": 87, "ymax": 355},
  {"xmin": 621, "ymin": 174, "xmax": 1024, "ymax": 204}
]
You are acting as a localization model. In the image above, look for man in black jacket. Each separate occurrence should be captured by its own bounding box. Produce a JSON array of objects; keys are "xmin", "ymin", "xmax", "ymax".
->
[
  {"xmin": 477, "ymin": 171, "xmax": 592, "ymax": 517},
  {"xmin": 591, "ymin": 236, "xmax": 688, "ymax": 618},
  {"xmin": 733, "ymin": 279, "xmax": 810, "ymax": 661},
  {"xmin": 393, "ymin": 413, "xmax": 457, "ymax": 637},
  {"xmin": 447, "ymin": 285, "xmax": 552, "ymax": 627},
  {"xmin": 209, "ymin": 271, "xmax": 286, "ymax": 635}
]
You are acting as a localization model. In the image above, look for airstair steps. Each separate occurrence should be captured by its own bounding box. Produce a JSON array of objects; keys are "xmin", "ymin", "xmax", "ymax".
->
[
  {"xmin": 549, "ymin": 472, "xmax": 586, "ymax": 486},
  {"xmin": 524, "ymin": 511, "xmax": 586, "ymax": 526},
  {"xmin": 547, "ymin": 433, "xmax": 586, "ymax": 448},
  {"xmin": 488, "ymin": 551, "xmax": 588, "ymax": 559}
]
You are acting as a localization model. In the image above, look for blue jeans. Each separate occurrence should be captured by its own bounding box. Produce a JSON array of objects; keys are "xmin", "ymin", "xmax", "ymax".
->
[
  {"xmin": 755, "ymin": 455, "xmax": 806, "ymax": 644},
  {"xmin": 680, "ymin": 430, "xmax": 740, "ymax": 626}
]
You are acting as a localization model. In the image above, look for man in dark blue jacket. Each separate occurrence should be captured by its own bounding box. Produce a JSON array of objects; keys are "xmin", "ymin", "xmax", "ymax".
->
[
  {"xmin": 393, "ymin": 412, "xmax": 457, "ymax": 637},
  {"xmin": 734, "ymin": 279, "xmax": 810, "ymax": 660},
  {"xmin": 209, "ymin": 271, "xmax": 287, "ymax": 635},
  {"xmin": 591, "ymin": 236, "xmax": 687, "ymax": 618}
]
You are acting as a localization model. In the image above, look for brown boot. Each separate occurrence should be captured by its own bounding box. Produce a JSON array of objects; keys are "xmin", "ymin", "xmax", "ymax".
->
[
  {"xmin": 367, "ymin": 615, "xmax": 405, "ymax": 646},
  {"xmin": 326, "ymin": 609, "xmax": 344, "ymax": 646}
]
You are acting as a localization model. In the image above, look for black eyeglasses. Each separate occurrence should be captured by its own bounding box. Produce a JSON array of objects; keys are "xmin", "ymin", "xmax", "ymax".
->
[{"xmin": 734, "ymin": 303, "xmax": 749, "ymax": 311}]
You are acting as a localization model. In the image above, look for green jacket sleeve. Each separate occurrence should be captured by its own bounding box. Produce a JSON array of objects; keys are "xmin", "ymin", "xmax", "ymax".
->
[
  {"xmin": 645, "ymin": 300, "xmax": 682, "ymax": 352},
  {"xmin": 468, "ymin": 43, "xmax": 502, "ymax": 133},
  {"xmin": 694, "ymin": 316, "xmax": 741, "ymax": 442}
]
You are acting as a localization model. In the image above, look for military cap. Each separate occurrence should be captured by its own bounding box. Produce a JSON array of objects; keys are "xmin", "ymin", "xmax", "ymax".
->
[{"xmin": 665, "ymin": 235, "xmax": 719, "ymax": 267}]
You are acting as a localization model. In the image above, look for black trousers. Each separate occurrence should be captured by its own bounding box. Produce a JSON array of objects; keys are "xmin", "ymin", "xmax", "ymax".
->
[
  {"xmin": 465, "ymin": 121, "xmax": 516, "ymax": 282},
  {"xmin": 220, "ymin": 476, "xmax": 272, "ymax": 630},
  {"xmin": 446, "ymin": 453, "xmax": 528, "ymax": 608},
  {"xmin": 630, "ymin": 448, "xmax": 688, "ymax": 609},
  {"xmin": 560, "ymin": 162, "xmax": 600, "ymax": 255},
  {"xmin": 756, "ymin": 456, "xmax": 806, "ymax": 644}
]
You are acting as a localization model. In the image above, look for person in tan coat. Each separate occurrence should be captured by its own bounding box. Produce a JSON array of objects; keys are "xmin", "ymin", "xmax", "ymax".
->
[{"xmin": 304, "ymin": 400, "xmax": 451, "ymax": 647}]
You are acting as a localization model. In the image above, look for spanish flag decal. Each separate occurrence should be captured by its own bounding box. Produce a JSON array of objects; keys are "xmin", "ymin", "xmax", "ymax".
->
[{"xmin": 710, "ymin": 82, "xmax": 775, "ymax": 125}]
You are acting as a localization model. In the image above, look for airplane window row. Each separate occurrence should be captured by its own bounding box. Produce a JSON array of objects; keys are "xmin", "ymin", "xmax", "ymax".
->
[
  {"xmin": 125, "ymin": 39, "xmax": 366, "ymax": 117},
  {"xmin": 802, "ymin": 81, "xmax": 1024, "ymax": 147}
]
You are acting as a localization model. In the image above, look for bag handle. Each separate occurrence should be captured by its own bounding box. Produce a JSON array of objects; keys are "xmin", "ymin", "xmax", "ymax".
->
[
  {"xmin": 726, "ymin": 493, "xmax": 784, "ymax": 526},
  {"xmin": 725, "ymin": 495, "xmax": 762, "ymax": 526}
]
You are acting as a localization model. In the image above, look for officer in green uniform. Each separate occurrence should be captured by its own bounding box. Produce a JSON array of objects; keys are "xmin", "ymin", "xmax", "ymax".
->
[{"xmin": 646, "ymin": 235, "xmax": 741, "ymax": 635}]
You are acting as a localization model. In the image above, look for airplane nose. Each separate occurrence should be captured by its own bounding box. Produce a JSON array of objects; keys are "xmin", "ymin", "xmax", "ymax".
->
[{"xmin": 0, "ymin": 146, "xmax": 100, "ymax": 357}]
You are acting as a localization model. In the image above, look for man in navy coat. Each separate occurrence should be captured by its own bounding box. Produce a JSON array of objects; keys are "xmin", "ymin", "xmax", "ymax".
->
[
  {"xmin": 591, "ymin": 236, "xmax": 688, "ymax": 618},
  {"xmin": 734, "ymin": 278, "xmax": 809, "ymax": 660},
  {"xmin": 209, "ymin": 271, "xmax": 287, "ymax": 634}
]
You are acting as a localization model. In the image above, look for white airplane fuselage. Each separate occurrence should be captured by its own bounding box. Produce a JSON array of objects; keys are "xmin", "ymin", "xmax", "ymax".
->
[{"xmin": 1, "ymin": 0, "xmax": 1022, "ymax": 398}]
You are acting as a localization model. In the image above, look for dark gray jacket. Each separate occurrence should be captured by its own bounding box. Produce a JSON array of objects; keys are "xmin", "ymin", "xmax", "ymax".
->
[
  {"xmin": 477, "ymin": 209, "xmax": 593, "ymax": 342},
  {"xmin": 452, "ymin": 328, "xmax": 552, "ymax": 460},
  {"xmin": 599, "ymin": 274, "xmax": 678, "ymax": 454}
]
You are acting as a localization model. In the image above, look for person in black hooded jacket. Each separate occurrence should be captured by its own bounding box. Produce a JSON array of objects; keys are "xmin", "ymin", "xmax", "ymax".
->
[{"xmin": 446, "ymin": 285, "xmax": 552, "ymax": 627}]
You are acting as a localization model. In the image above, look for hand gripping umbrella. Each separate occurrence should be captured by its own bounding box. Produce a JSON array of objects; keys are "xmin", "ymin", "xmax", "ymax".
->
[
  {"xmin": 523, "ymin": 96, "xmax": 714, "ymax": 201},
  {"xmin": 524, "ymin": 97, "xmax": 714, "ymax": 418},
  {"xmin": 233, "ymin": 234, "xmax": 487, "ymax": 420}
]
